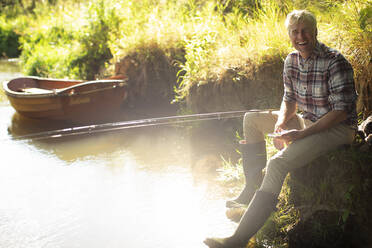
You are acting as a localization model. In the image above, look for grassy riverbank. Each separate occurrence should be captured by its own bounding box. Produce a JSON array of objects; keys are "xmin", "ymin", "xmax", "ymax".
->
[
  {"xmin": 1, "ymin": 0, "xmax": 371, "ymax": 114},
  {"xmin": 217, "ymin": 136, "xmax": 372, "ymax": 248}
]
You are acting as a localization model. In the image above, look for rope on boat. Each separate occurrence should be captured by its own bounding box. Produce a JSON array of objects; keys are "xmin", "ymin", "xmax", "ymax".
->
[{"xmin": 11, "ymin": 109, "xmax": 270, "ymax": 141}]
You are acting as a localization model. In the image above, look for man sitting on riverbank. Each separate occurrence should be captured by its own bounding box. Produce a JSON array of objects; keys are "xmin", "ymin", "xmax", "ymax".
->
[{"xmin": 204, "ymin": 9, "xmax": 358, "ymax": 248}]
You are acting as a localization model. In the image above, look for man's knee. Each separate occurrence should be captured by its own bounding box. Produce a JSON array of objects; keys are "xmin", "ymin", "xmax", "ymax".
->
[
  {"xmin": 243, "ymin": 112, "xmax": 263, "ymax": 142},
  {"xmin": 243, "ymin": 112, "xmax": 259, "ymax": 126},
  {"xmin": 243, "ymin": 111, "xmax": 270, "ymax": 133},
  {"xmin": 243, "ymin": 111, "xmax": 277, "ymax": 143}
]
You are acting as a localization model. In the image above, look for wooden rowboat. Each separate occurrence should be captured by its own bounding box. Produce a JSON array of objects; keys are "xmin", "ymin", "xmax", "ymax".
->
[{"xmin": 2, "ymin": 76, "xmax": 128, "ymax": 123}]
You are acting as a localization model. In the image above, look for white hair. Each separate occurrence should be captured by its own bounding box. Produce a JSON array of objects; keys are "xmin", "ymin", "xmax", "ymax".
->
[{"xmin": 285, "ymin": 10, "xmax": 317, "ymax": 32}]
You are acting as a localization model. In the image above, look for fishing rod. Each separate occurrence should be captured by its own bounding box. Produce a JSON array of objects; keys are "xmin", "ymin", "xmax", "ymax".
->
[{"xmin": 11, "ymin": 109, "xmax": 268, "ymax": 141}]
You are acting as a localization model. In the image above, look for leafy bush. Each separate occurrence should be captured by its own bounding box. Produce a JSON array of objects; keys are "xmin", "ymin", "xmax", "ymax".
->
[
  {"xmin": 0, "ymin": 18, "xmax": 21, "ymax": 58},
  {"xmin": 68, "ymin": 0, "xmax": 118, "ymax": 80},
  {"xmin": 20, "ymin": 0, "xmax": 120, "ymax": 79}
]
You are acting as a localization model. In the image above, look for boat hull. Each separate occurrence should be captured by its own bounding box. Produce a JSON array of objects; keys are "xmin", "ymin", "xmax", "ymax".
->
[{"xmin": 3, "ymin": 77, "xmax": 128, "ymax": 123}]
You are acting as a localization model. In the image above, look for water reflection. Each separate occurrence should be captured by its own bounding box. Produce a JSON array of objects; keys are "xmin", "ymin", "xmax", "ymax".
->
[
  {"xmin": 8, "ymin": 112, "xmax": 77, "ymax": 137},
  {"xmin": 0, "ymin": 126, "xmax": 237, "ymax": 248},
  {"xmin": 0, "ymin": 59, "xmax": 239, "ymax": 248}
]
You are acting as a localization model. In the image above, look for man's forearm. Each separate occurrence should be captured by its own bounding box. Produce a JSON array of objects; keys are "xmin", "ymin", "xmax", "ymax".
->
[
  {"xmin": 276, "ymin": 101, "xmax": 297, "ymax": 128},
  {"xmin": 301, "ymin": 110, "xmax": 348, "ymax": 137},
  {"xmin": 277, "ymin": 109, "xmax": 348, "ymax": 143}
]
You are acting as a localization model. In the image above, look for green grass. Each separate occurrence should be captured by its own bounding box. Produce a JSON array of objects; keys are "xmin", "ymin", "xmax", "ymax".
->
[{"xmin": 0, "ymin": 0, "xmax": 371, "ymax": 108}]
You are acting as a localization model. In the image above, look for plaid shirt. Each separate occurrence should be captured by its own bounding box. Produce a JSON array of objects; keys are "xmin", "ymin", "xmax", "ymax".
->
[{"xmin": 283, "ymin": 42, "xmax": 357, "ymax": 128}]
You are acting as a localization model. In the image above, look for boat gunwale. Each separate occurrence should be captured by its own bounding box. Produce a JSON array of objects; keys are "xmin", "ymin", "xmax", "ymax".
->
[{"xmin": 2, "ymin": 76, "xmax": 127, "ymax": 99}]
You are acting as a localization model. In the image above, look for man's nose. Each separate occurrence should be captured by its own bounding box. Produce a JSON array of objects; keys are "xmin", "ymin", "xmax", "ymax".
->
[{"xmin": 297, "ymin": 31, "xmax": 305, "ymax": 40}]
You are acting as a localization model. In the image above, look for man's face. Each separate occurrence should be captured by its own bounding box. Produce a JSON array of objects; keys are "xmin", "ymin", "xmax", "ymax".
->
[{"xmin": 288, "ymin": 21, "xmax": 317, "ymax": 59}]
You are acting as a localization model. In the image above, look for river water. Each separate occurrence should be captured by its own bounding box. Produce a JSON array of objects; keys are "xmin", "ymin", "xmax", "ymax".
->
[{"xmin": 0, "ymin": 59, "xmax": 238, "ymax": 248}]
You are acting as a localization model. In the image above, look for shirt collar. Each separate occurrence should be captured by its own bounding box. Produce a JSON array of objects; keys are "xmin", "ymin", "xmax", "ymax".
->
[
  {"xmin": 311, "ymin": 41, "xmax": 323, "ymax": 58},
  {"xmin": 297, "ymin": 41, "xmax": 323, "ymax": 63}
]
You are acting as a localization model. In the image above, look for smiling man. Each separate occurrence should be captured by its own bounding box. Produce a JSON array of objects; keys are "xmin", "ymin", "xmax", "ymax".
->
[{"xmin": 204, "ymin": 10, "xmax": 358, "ymax": 248}]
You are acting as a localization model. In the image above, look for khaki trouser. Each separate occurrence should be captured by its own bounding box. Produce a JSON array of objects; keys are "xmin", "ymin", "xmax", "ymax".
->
[{"xmin": 243, "ymin": 110, "xmax": 355, "ymax": 196}]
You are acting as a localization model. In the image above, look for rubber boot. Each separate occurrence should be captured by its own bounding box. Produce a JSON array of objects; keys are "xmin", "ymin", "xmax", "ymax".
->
[
  {"xmin": 226, "ymin": 141, "xmax": 266, "ymax": 208},
  {"xmin": 204, "ymin": 191, "xmax": 277, "ymax": 248}
]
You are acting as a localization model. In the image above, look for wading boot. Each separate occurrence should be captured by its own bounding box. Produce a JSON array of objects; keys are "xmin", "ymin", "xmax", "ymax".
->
[
  {"xmin": 226, "ymin": 141, "xmax": 266, "ymax": 208},
  {"xmin": 204, "ymin": 190, "xmax": 277, "ymax": 248}
]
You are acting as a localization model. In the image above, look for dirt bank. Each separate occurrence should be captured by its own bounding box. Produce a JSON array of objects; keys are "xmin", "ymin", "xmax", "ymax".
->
[{"xmin": 114, "ymin": 50, "xmax": 285, "ymax": 115}]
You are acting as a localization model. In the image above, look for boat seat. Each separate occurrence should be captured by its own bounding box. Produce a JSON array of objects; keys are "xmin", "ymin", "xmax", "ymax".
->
[{"xmin": 22, "ymin": 88, "xmax": 55, "ymax": 94}]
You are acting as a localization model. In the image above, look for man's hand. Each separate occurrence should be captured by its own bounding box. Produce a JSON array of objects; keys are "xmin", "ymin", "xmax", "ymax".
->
[
  {"xmin": 273, "ymin": 137, "xmax": 286, "ymax": 150},
  {"xmin": 273, "ymin": 110, "xmax": 348, "ymax": 150},
  {"xmin": 273, "ymin": 100, "xmax": 297, "ymax": 150},
  {"xmin": 272, "ymin": 129, "xmax": 305, "ymax": 150},
  {"xmin": 274, "ymin": 122, "xmax": 286, "ymax": 133},
  {"xmin": 277, "ymin": 129, "xmax": 305, "ymax": 143},
  {"xmin": 273, "ymin": 123, "xmax": 287, "ymax": 150}
]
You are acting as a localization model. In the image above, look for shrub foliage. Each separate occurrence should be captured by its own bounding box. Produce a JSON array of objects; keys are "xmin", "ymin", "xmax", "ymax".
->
[{"xmin": 0, "ymin": 0, "xmax": 371, "ymax": 111}]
